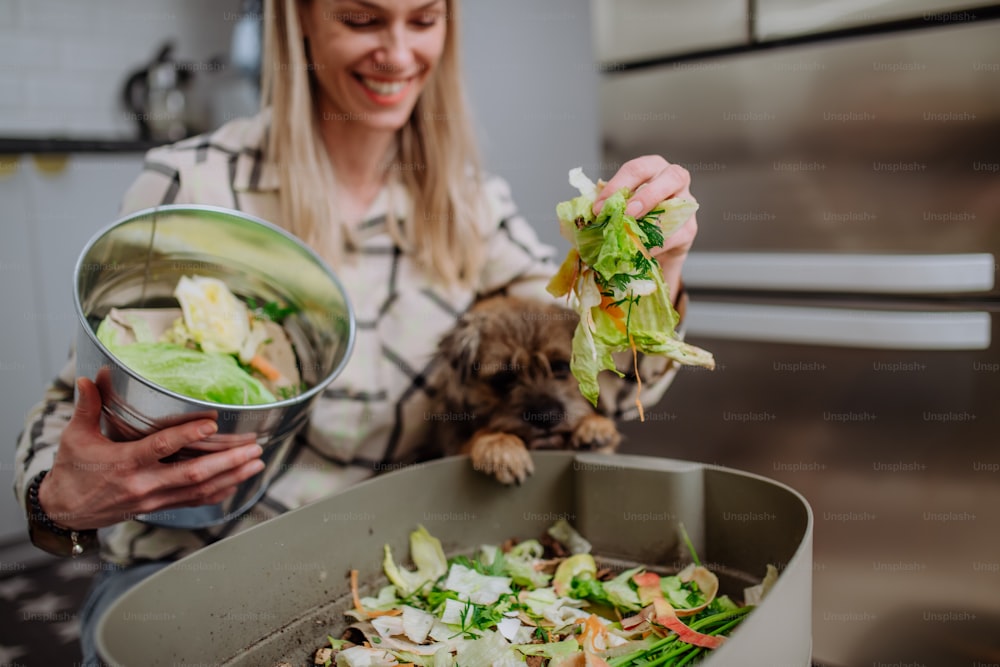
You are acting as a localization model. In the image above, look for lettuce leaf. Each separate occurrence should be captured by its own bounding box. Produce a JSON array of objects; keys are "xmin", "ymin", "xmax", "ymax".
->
[
  {"xmin": 383, "ymin": 525, "xmax": 448, "ymax": 597},
  {"xmin": 546, "ymin": 168, "xmax": 714, "ymax": 406},
  {"xmin": 513, "ymin": 637, "xmax": 580, "ymax": 659},
  {"xmin": 106, "ymin": 342, "xmax": 276, "ymax": 405},
  {"xmin": 603, "ymin": 567, "xmax": 644, "ymax": 612},
  {"xmin": 501, "ymin": 540, "xmax": 552, "ymax": 589}
]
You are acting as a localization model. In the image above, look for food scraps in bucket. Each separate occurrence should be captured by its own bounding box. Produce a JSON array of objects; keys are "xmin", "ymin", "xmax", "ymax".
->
[
  {"xmin": 95, "ymin": 275, "xmax": 303, "ymax": 405},
  {"xmin": 304, "ymin": 521, "xmax": 775, "ymax": 667}
]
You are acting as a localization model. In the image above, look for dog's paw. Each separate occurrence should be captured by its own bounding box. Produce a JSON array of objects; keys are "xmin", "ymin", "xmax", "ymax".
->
[
  {"xmin": 570, "ymin": 414, "xmax": 622, "ymax": 453},
  {"xmin": 468, "ymin": 432, "xmax": 535, "ymax": 485}
]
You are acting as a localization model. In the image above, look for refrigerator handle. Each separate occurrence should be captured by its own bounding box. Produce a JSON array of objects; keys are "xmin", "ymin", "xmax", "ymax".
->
[
  {"xmin": 683, "ymin": 253, "xmax": 996, "ymax": 294},
  {"xmin": 684, "ymin": 302, "xmax": 991, "ymax": 350}
]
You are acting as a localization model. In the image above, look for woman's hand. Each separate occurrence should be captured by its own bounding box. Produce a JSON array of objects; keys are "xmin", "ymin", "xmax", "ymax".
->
[
  {"xmin": 37, "ymin": 377, "xmax": 265, "ymax": 531},
  {"xmin": 592, "ymin": 155, "xmax": 698, "ymax": 305}
]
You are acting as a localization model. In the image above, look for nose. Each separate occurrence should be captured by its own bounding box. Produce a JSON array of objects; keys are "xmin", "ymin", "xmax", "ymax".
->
[
  {"xmin": 522, "ymin": 396, "xmax": 565, "ymax": 431},
  {"xmin": 374, "ymin": 24, "xmax": 417, "ymax": 72}
]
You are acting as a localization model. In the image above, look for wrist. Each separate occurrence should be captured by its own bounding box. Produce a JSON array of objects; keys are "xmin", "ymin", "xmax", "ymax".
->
[
  {"xmin": 27, "ymin": 470, "xmax": 98, "ymax": 557},
  {"xmin": 657, "ymin": 251, "xmax": 687, "ymax": 303},
  {"xmin": 672, "ymin": 278, "xmax": 687, "ymax": 310},
  {"xmin": 36, "ymin": 472, "xmax": 67, "ymax": 528}
]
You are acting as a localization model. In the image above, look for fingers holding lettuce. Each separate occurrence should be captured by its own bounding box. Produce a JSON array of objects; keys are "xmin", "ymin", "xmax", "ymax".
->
[
  {"xmin": 593, "ymin": 155, "xmax": 697, "ymax": 226},
  {"xmin": 592, "ymin": 156, "xmax": 698, "ymax": 306},
  {"xmin": 36, "ymin": 375, "xmax": 264, "ymax": 531}
]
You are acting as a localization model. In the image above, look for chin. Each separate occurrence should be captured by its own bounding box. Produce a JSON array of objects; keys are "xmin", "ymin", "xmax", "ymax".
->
[
  {"xmin": 366, "ymin": 112, "xmax": 417, "ymax": 133},
  {"xmin": 338, "ymin": 104, "xmax": 418, "ymax": 135}
]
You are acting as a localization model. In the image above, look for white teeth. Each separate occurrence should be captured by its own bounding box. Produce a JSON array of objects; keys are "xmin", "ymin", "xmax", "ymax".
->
[{"xmin": 360, "ymin": 76, "xmax": 407, "ymax": 96}]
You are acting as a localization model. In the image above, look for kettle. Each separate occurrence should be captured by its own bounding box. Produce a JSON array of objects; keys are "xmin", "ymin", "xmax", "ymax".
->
[
  {"xmin": 122, "ymin": 31, "xmax": 261, "ymax": 143},
  {"xmin": 122, "ymin": 42, "xmax": 194, "ymax": 142}
]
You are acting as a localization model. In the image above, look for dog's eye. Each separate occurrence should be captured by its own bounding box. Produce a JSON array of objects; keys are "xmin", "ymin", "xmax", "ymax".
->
[
  {"xmin": 487, "ymin": 371, "xmax": 517, "ymax": 391},
  {"xmin": 550, "ymin": 359, "xmax": 571, "ymax": 378}
]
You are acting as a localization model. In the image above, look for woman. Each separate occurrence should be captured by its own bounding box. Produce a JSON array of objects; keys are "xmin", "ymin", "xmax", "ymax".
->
[{"xmin": 14, "ymin": 0, "xmax": 698, "ymax": 662}]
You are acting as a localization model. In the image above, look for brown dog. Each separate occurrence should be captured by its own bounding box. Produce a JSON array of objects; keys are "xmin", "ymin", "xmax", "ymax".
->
[{"xmin": 422, "ymin": 295, "xmax": 621, "ymax": 484}]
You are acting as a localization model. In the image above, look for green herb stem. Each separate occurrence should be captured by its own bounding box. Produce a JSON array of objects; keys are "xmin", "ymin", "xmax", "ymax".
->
[
  {"xmin": 607, "ymin": 636, "xmax": 678, "ymax": 667},
  {"xmin": 677, "ymin": 523, "xmax": 701, "ymax": 567},
  {"xmin": 690, "ymin": 606, "xmax": 754, "ymax": 630},
  {"xmin": 657, "ymin": 617, "xmax": 747, "ymax": 667},
  {"xmin": 607, "ymin": 607, "xmax": 753, "ymax": 666},
  {"xmin": 672, "ymin": 647, "xmax": 704, "ymax": 667},
  {"xmin": 653, "ymin": 615, "xmax": 750, "ymax": 667}
]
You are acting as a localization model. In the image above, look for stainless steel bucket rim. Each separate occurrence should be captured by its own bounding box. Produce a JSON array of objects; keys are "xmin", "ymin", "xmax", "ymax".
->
[{"xmin": 73, "ymin": 203, "xmax": 358, "ymax": 410}]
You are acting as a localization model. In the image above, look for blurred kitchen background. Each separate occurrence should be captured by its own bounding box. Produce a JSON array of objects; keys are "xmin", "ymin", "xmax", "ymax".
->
[
  {"xmin": 1, "ymin": 0, "xmax": 999, "ymax": 665},
  {"xmin": 598, "ymin": 2, "xmax": 1000, "ymax": 666}
]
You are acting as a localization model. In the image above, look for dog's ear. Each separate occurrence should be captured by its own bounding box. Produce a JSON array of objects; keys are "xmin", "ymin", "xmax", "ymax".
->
[{"xmin": 437, "ymin": 311, "xmax": 483, "ymax": 383}]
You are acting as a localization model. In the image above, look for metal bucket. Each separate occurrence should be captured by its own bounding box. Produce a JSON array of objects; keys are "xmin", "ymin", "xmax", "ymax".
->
[
  {"xmin": 74, "ymin": 204, "xmax": 356, "ymax": 528},
  {"xmin": 95, "ymin": 452, "xmax": 814, "ymax": 666}
]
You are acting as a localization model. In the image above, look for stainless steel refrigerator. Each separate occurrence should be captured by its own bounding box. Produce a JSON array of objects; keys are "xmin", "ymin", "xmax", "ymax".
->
[{"xmin": 594, "ymin": 3, "xmax": 1000, "ymax": 665}]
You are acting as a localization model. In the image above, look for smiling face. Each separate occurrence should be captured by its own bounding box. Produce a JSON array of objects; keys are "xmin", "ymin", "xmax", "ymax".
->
[{"xmin": 299, "ymin": 0, "xmax": 448, "ymax": 133}]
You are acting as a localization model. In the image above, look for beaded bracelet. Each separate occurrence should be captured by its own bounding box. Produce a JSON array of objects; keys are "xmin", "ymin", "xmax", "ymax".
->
[{"xmin": 27, "ymin": 469, "xmax": 95, "ymax": 556}]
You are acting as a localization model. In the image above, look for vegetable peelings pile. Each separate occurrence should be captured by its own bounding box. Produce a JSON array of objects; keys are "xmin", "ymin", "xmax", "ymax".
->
[
  {"xmin": 546, "ymin": 169, "xmax": 715, "ymax": 417},
  {"xmin": 309, "ymin": 522, "xmax": 775, "ymax": 667}
]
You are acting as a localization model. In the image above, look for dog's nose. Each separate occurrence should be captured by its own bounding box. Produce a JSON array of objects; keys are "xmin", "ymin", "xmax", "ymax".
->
[{"xmin": 522, "ymin": 397, "xmax": 565, "ymax": 430}]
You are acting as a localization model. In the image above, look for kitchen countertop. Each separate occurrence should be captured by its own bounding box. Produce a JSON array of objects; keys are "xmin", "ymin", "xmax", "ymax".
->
[{"xmin": 0, "ymin": 137, "xmax": 163, "ymax": 154}]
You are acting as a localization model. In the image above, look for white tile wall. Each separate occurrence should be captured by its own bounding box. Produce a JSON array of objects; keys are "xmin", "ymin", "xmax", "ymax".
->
[{"xmin": 0, "ymin": 0, "xmax": 242, "ymax": 138}]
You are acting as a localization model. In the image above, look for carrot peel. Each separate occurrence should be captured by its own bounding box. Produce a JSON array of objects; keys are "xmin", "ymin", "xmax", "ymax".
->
[
  {"xmin": 249, "ymin": 353, "xmax": 281, "ymax": 381},
  {"xmin": 350, "ymin": 569, "xmax": 402, "ymax": 619}
]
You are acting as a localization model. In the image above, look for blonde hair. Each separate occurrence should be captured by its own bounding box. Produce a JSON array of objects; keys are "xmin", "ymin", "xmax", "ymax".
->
[{"xmin": 262, "ymin": 0, "xmax": 485, "ymax": 289}]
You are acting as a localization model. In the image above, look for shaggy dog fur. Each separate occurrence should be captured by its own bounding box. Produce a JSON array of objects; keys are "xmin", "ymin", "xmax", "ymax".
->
[{"xmin": 422, "ymin": 296, "xmax": 621, "ymax": 484}]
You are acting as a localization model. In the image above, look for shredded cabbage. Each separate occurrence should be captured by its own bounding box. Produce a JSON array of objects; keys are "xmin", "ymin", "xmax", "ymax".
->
[
  {"xmin": 383, "ymin": 525, "xmax": 448, "ymax": 597},
  {"xmin": 103, "ymin": 342, "xmax": 275, "ymax": 405},
  {"xmin": 547, "ymin": 168, "xmax": 714, "ymax": 407}
]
